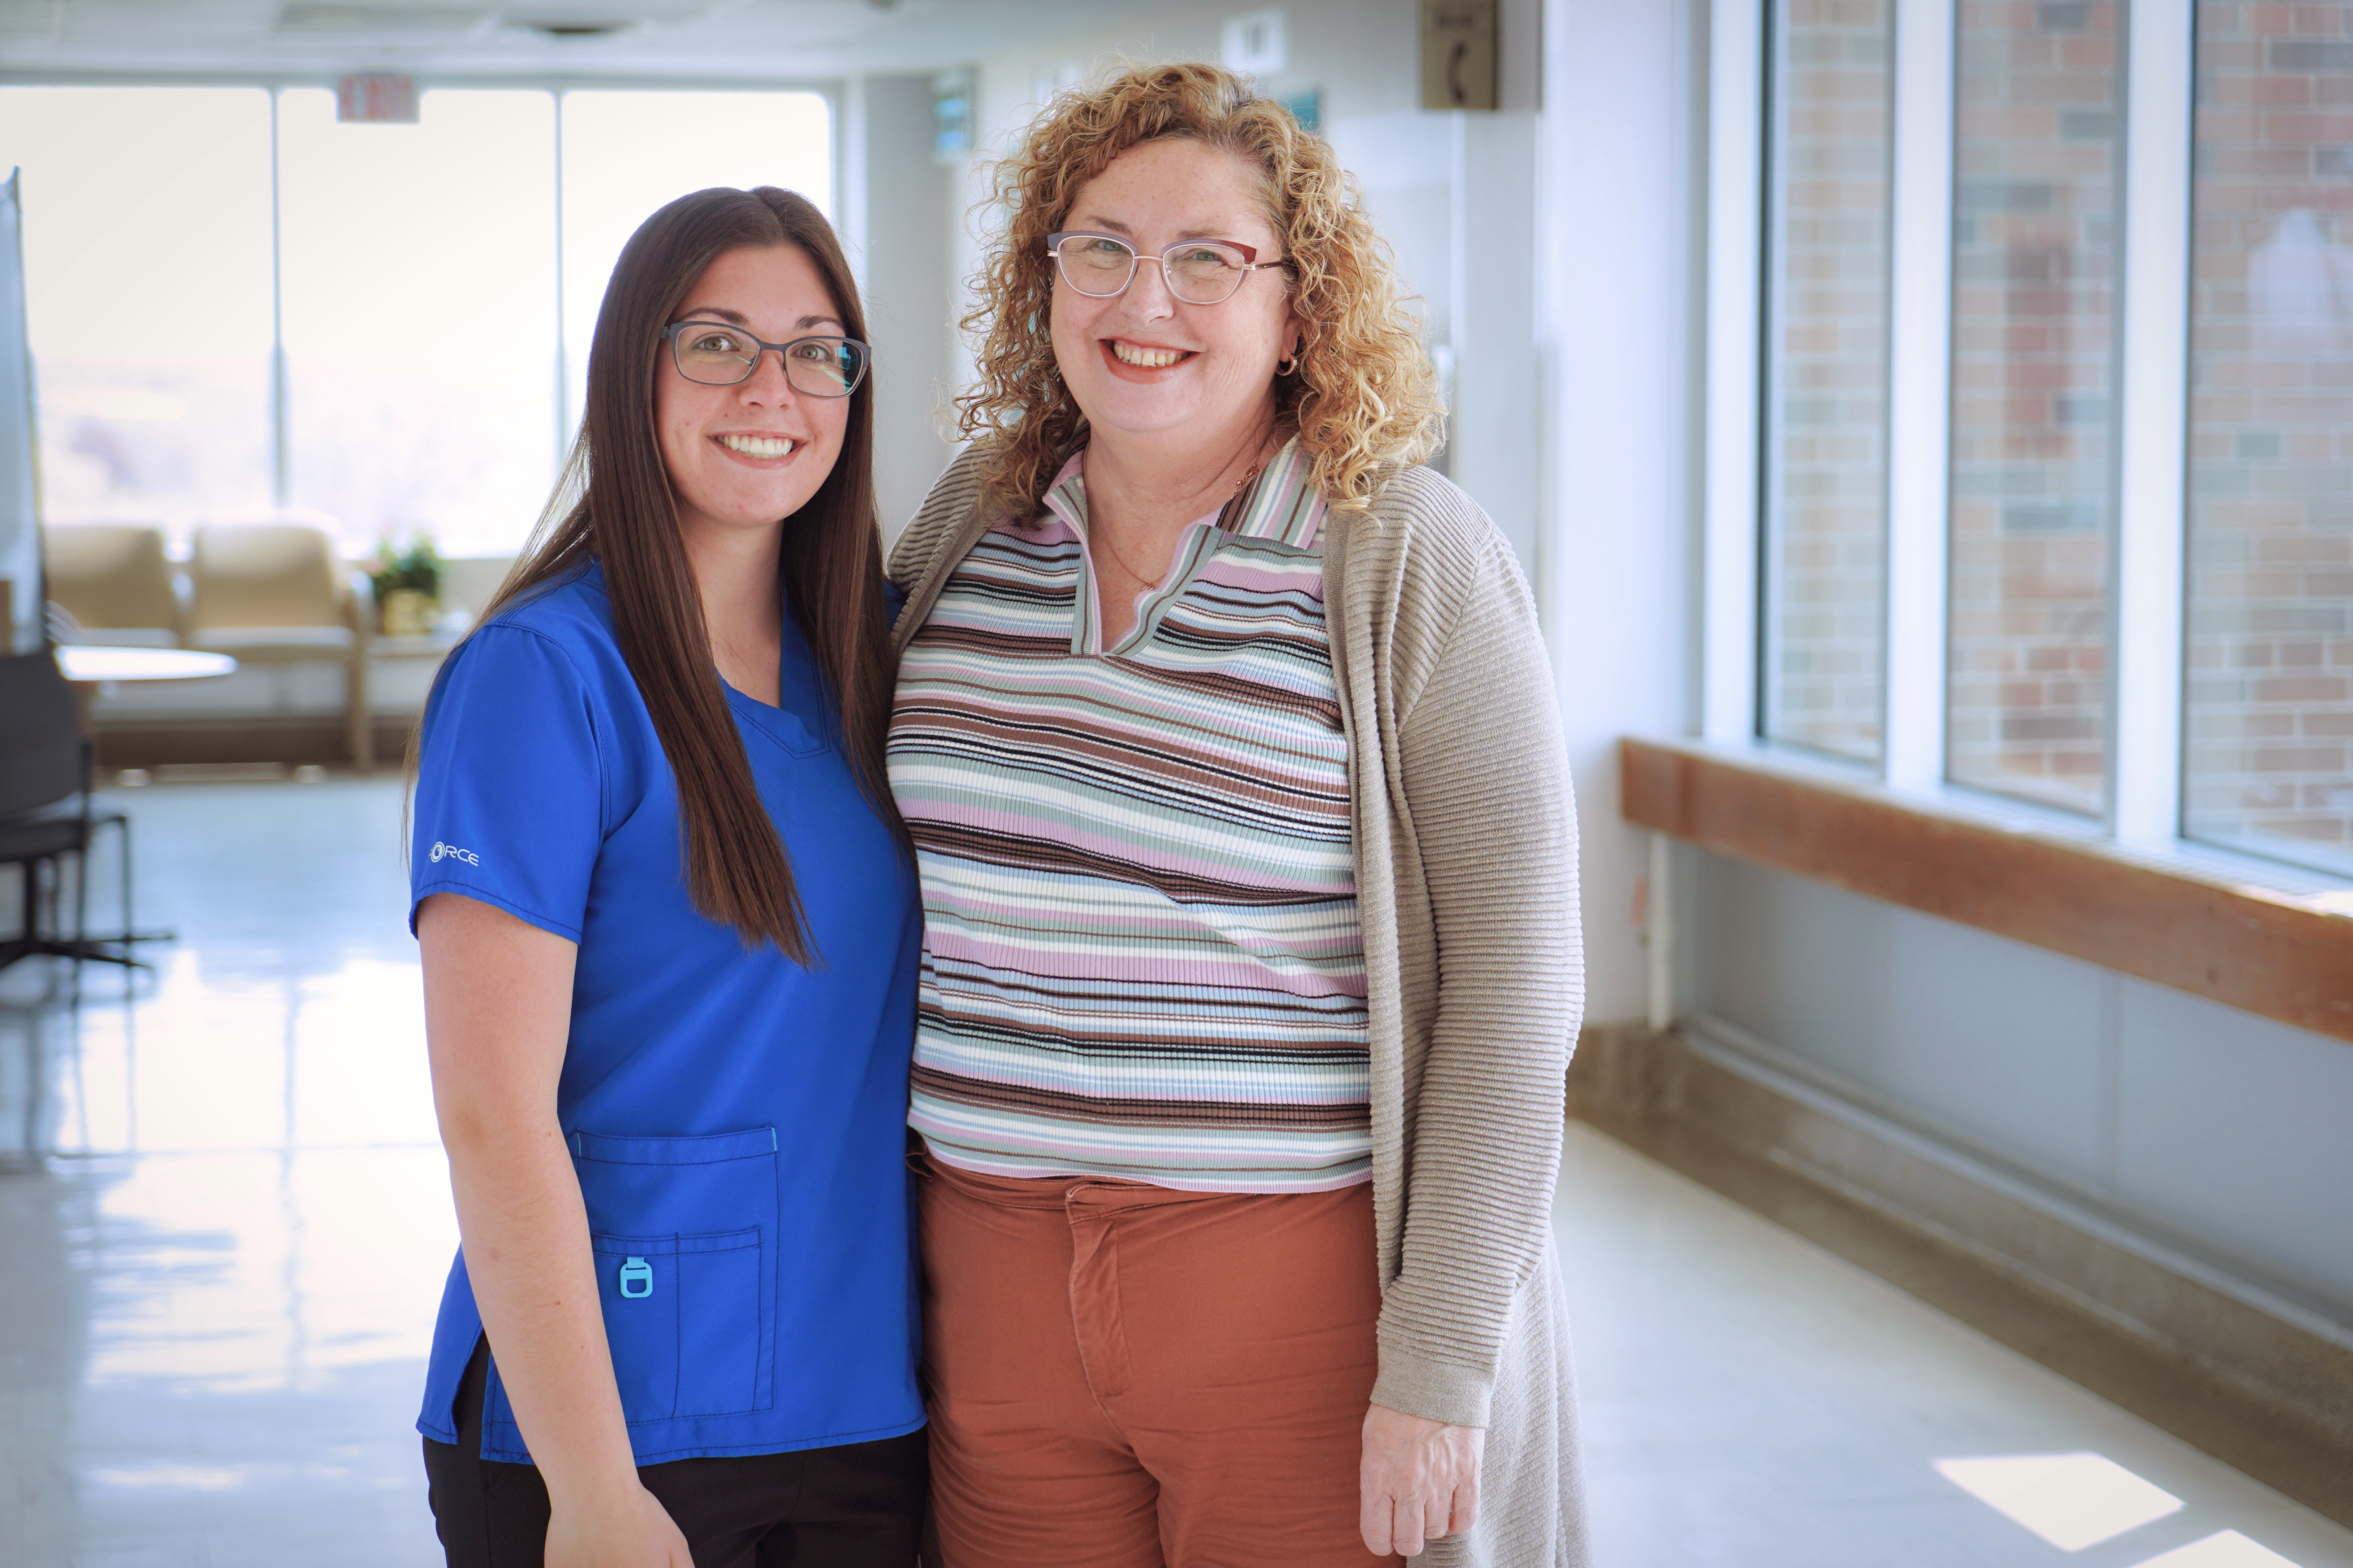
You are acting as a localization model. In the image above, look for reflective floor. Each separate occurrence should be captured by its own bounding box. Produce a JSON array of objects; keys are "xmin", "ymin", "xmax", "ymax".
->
[
  {"xmin": 1, "ymin": 780, "xmax": 448, "ymax": 1568},
  {"xmin": 2, "ymin": 779, "xmax": 2350, "ymax": 1567}
]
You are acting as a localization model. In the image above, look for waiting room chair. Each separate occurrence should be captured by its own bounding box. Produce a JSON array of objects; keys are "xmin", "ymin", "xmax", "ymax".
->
[
  {"xmin": 40, "ymin": 521, "xmax": 183, "ymax": 647},
  {"xmin": 0, "ymin": 650, "xmax": 141, "ymax": 974},
  {"xmin": 187, "ymin": 516, "xmax": 374, "ymax": 769}
]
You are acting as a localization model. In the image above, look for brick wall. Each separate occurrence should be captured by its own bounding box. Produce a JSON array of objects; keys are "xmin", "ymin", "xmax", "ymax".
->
[
  {"xmin": 1762, "ymin": 0, "xmax": 1895, "ymax": 763},
  {"xmin": 1944, "ymin": 0, "xmax": 2123, "ymax": 816},
  {"xmin": 2183, "ymin": 0, "xmax": 2353, "ymax": 873}
]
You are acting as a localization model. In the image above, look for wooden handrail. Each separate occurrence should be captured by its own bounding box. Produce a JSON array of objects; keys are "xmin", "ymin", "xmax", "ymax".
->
[{"xmin": 1620, "ymin": 737, "xmax": 2353, "ymax": 1045}]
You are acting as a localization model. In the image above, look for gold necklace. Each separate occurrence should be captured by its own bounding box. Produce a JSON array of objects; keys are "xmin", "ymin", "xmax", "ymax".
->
[{"xmin": 1093, "ymin": 450, "xmax": 1270, "ymax": 587}]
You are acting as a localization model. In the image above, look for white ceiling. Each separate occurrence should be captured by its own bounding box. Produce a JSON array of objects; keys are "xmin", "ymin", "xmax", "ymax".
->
[{"xmin": 0, "ymin": 0, "xmax": 1142, "ymax": 82}]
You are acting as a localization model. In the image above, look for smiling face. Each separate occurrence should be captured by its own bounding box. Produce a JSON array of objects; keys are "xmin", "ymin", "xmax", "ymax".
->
[
  {"xmin": 1048, "ymin": 137, "xmax": 1300, "ymax": 446},
  {"xmin": 655, "ymin": 243, "xmax": 850, "ymax": 541}
]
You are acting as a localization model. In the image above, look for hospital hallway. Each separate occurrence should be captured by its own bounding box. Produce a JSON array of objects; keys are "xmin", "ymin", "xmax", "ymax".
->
[
  {"xmin": 6, "ymin": 0, "xmax": 2353, "ymax": 1560},
  {"xmin": 0, "ymin": 777, "xmax": 2346, "ymax": 1567}
]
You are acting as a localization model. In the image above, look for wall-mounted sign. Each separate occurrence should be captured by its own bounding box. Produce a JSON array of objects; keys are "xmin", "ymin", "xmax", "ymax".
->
[
  {"xmin": 1222, "ymin": 8, "xmax": 1289, "ymax": 77},
  {"xmin": 337, "ymin": 72, "xmax": 419, "ymax": 123},
  {"xmin": 1420, "ymin": 0, "xmax": 1498, "ymax": 112},
  {"xmin": 932, "ymin": 67, "xmax": 975, "ymax": 164}
]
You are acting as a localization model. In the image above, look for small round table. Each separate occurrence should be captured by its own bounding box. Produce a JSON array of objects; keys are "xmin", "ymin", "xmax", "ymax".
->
[
  {"xmin": 43, "ymin": 644, "xmax": 240, "ymax": 970},
  {"xmin": 56, "ymin": 645, "xmax": 238, "ymax": 684},
  {"xmin": 56, "ymin": 643, "xmax": 239, "ymax": 759}
]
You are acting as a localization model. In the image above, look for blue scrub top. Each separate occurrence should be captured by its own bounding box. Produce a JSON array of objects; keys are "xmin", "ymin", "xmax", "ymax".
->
[{"xmin": 409, "ymin": 561, "xmax": 924, "ymax": 1465}]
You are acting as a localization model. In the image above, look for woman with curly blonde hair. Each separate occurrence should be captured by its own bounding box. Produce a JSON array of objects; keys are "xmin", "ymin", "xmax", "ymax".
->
[{"xmin": 885, "ymin": 61, "xmax": 1586, "ymax": 1567}]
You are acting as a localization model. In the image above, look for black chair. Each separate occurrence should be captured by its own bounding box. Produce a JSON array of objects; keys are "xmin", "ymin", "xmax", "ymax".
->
[{"xmin": 0, "ymin": 648, "xmax": 145, "ymax": 972}]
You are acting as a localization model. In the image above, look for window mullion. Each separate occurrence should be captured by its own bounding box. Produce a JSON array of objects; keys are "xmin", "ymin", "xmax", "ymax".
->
[
  {"xmin": 1703, "ymin": 0, "xmax": 1763, "ymax": 744},
  {"xmin": 552, "ymin": 87, "xmax": 569, "ymax": 468},
  {"xmin": 1881, "ymin": 0, "xmax": 1956, "ymax": 791},
  {"xmin": 2111, "ymin": 0, "xmax": 2194, "ymax": 844},
  {"xmin": 269, "ymin": 84, "xmax": 288, "ymax": 509}
]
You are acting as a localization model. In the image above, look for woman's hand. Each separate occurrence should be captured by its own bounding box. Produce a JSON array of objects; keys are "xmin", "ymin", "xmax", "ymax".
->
[
  {"xmin": 545, "ymin": 1483, "xmax": 695, "ymax": 1567},
  {"xmin": 1359, "ymin": 1401, "xmax": 1485, "ymax": 1557}
]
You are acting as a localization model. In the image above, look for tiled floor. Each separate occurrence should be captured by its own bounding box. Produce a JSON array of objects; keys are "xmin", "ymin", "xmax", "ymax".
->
[
  {"xmin": 1558, "ymin": 1126, "xmax": 2353, "ymax": 1568},
  {"xmin": 2, "ymin": 779, "xmax": 2350, "ymax": 1567}
]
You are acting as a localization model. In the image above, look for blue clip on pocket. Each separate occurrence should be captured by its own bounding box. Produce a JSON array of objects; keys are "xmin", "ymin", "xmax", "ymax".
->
[{"xmin": 619, "ymin": 1257, "xmax": 653, "ymax": 1298}]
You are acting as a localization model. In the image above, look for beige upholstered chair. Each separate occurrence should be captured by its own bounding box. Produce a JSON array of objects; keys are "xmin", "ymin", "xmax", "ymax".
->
[
  {"xmin": 41, "ymin": 522, "xmax": 182, "ymax": 647},
  {"xmin": 187, "ymin": 517, "xmax": 375, "ymax": 769}
]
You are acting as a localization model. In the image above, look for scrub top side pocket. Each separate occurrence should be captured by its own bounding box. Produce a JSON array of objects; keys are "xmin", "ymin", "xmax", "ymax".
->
[{"xmin": 541, "ymin": 1127, "xmax": 779, "ymax": 1426}]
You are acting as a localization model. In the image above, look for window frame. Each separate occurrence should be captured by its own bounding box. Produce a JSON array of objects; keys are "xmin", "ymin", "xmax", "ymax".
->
[{"xmin": 1708, "ymin": 0, "xmax": 2278, "ymax": 873}]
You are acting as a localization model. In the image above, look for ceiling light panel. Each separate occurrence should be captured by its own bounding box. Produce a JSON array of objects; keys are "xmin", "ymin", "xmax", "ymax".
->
[{"xmin": 274, "ymin": 4, "xmax": 488, "ymax": 32}]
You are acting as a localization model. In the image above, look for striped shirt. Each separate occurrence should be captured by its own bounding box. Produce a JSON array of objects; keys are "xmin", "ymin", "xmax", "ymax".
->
[{"xmin": 887, "ymin": 439, "xmax": 1371, "ymax": 1192}]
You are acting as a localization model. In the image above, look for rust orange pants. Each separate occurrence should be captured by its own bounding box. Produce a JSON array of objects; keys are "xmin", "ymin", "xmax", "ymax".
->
[{"xmin": 917, "ymin": 1154, "xmax": 1398, "ymax": 1567}]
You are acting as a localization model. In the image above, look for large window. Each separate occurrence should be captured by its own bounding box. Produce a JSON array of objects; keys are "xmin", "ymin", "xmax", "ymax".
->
[
  {"xmin": 0, "ymin": 88, "xmax": 277, "ymax": 532},
  {"xmin": 1945, "ymin": 0, "xmax": 2125, "ymax": 814},
  {"xmin": 1760, "ymin": 0, "xmax": 1896, "ymax": 764},
  {"xmin": 2182, "ymin": 0, "xmax": 2353, "ymax": 875},
  {"xmin": 1745, "ymin": 0, "xmax": 2353, "ymax": 881},
  {"xmin": 0, "ymin": 84, "xmax": 831, "ymax": 557},
  {"xmin": 559, "ymin": 92, "xmax": 833, "ymax": 436},
  {"xmin": 278, "ymin": 89, "xmax": 559, "ymax": 557}
]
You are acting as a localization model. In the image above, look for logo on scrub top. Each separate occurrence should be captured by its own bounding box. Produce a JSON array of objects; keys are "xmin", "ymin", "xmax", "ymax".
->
[{"xmin": 429, "ymin": 841, "xmax": 480, "ymax": 866}]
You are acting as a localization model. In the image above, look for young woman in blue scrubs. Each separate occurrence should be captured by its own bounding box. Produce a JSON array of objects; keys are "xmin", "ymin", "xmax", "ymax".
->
[{"xmin": 409, "ymin": 185, "xmax": 924, "ymax": 1566}]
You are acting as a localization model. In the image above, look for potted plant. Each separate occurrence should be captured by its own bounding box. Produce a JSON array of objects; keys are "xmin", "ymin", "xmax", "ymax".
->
[{"xmin": 370, "ymin": 534, "xmax": 443, "ymax": 638}]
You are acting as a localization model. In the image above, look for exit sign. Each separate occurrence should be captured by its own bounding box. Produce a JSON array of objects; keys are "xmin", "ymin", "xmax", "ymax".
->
[{"xmin": 337, "ymin": 73, "xmax": 418, "ymax": 123}]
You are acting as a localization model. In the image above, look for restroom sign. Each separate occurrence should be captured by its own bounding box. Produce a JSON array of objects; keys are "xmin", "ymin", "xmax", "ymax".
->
[{"xmin": 337, "ymin": 73, "xmax": 419, "ymax": 123}]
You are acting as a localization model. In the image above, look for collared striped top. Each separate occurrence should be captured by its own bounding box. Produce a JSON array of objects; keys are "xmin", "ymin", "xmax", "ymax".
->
[{"xmin": 886, "ymin": 438, "xmax": 1371, "ymax": 1193}]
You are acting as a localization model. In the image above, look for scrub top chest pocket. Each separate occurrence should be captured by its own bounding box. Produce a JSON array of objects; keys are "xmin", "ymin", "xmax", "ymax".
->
[{"xmin": 568, "ymin": 1127, "xmax": 780, "ymax": 1424}]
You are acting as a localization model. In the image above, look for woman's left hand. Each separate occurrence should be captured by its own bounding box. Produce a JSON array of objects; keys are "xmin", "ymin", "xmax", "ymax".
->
[{"xmin": 1359, "ymin": 1401, "xmax": 1485, "ymax": 1557}]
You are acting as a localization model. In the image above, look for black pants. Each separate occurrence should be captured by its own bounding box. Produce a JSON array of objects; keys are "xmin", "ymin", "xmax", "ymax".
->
[{"xmin": 422, "ymin": 1342, "xmax": 927, "ymax": 1567}]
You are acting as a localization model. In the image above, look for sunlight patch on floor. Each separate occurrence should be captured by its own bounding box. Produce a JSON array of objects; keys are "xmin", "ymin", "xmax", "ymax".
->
[
  {"xmin": 2133, "ymin": 1533, "xmax": 2309, "ymax": 1568},
  {"xmin": 1936, "ymin": 1452, "xmax": 2186, "ymax": 1550}
]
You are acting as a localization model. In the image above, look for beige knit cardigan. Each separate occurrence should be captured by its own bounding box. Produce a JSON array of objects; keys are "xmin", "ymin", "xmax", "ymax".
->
[{"xmin": 889, "ymin": 449, "xmax": 1588, "ymax": 1568}]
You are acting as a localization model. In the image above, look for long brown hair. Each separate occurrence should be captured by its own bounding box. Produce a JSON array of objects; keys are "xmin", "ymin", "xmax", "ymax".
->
[{"xmin": 422, "ymin": 185, "xmax": 904, "ymax": 962}]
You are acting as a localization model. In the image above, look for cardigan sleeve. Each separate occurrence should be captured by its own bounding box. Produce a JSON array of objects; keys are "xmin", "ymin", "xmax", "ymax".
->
[{"xmin": 1369, "ymin": 516, "xmax": 1583, "ymax": 1430}]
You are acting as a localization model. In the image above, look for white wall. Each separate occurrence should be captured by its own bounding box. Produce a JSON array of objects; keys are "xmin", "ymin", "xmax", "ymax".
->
[
  {"xmin": 1691, "ymin": 848, "xmax": 2353, "ymax": 1317},
  {"xmin": 840, "ymin": 72, "xmax": 961, "ymax": 541},
  {"xmin": 1538, "ymin": 0, "xmax": 1704, "ymax": 1023}
]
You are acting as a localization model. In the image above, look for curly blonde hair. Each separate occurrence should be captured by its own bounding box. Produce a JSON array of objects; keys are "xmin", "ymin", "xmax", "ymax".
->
[{"xmin": 954, "ymin": 60, "xmax": 1444, "ymax": 521}]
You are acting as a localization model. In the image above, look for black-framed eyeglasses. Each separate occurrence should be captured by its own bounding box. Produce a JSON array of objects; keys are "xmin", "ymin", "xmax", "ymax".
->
[
  {"xmin": 662, "ymin": 320, "xmax": 871, "ymax": 396},
  {"xmin": 1046, "ymin": 231, "xmax": 1287, "ymax": 306}
]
